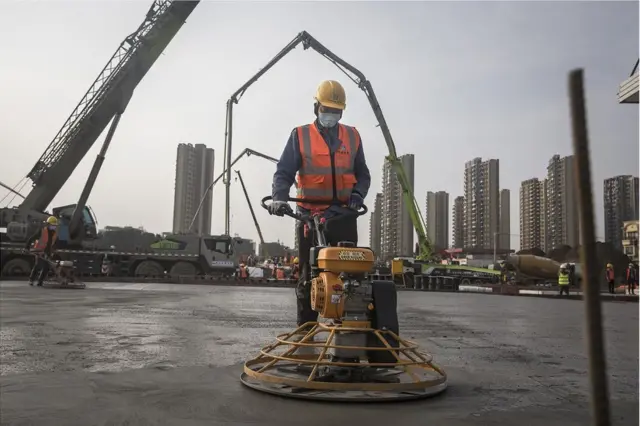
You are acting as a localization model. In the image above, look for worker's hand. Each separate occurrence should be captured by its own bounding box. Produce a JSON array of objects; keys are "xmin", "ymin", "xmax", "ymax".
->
[
  {"xmin": 348, "ymin": 192, "xmax": 364, "ymax": 210},
  {"xmin": 269, "ymin": 200, "xmax": 292, "ymax": 216}
]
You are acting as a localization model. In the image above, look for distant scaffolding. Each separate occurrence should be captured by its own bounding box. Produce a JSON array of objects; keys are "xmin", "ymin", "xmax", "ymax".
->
[{"xmin": 618, "ymin": 59, "xmax": 639, "ymax": 104}]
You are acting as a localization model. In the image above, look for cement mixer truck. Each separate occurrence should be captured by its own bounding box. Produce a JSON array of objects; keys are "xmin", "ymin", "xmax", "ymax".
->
[{"xmin": 503, "ymin": 255, "xmax": 582, "ymax": 286}]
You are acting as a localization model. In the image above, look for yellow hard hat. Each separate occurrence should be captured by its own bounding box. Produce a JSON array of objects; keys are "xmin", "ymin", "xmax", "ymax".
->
[
  {"xmin": 606, "ymin": 263, "xmax": 613, "ymax": 269},
  {"xmin": 314, "ymin": 80, "xmax": 346, "ymax": 110},
  {"xmin": 46, "ymin": 216, "xmax": 59, "ymax": 226},
  {"xmin": 293, "ymin": 257, "xmax": 299, "ymax": 264}
]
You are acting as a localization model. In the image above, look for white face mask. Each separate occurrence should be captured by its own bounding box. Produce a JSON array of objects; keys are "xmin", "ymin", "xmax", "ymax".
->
[{"xmin": 318, "ymin": 112, "xmax": 340, "ymax": 128}]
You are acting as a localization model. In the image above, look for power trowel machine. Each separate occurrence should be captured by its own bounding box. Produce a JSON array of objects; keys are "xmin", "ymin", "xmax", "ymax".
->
[{"xmin": 240, "ymin": 196, "xmax": 447, "ymax": 402}]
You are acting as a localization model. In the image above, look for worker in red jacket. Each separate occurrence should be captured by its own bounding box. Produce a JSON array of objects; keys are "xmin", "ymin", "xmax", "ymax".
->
[
  {"xmin": 25, "ymin": 216, "xmax": 59, "ymax": 287},
  {"xmin": 605, "ymin": 263, "xmax": 615, "ymax": 294},
  {"xmin": 626, "ymin": 263, "xmax": 637, "ymax": 295}
]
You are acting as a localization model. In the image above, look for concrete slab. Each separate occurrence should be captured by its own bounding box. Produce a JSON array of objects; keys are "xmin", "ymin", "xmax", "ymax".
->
[{"xmin": 0, "ymin": 281, "xmax": 638, "ymax": 425}]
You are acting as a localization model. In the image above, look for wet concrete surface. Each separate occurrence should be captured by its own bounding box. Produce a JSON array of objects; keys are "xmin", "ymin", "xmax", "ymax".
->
[{"xmin": 0, "ymin": 281, "xmax": 637, "ymax": 425}]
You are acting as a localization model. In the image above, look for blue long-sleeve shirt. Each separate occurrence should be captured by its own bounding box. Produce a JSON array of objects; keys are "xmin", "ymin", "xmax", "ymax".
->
[{"xmin": 272, "ymin": 120, "xmax": 371, "ymax": 218}]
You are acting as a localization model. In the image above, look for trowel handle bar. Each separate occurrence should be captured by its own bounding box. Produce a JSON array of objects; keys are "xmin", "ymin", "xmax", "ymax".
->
[{"xmin": 260, "ymin": 196, "xmax": 368, "ymax": 222}]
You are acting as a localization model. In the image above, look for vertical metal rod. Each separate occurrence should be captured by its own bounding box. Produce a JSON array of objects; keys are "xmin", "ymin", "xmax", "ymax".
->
[
  {"xmin": 224, "ymin": 101, "xmax": 234, "ymax": 235},
  {"xmin": 568, "ymin": 68, "xmax": 611, "ymax": 426}
]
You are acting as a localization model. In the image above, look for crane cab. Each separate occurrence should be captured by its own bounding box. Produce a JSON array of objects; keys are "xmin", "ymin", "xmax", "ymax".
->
[{"xmin": 52, "ymin": 204, "xmax": 98, "ymax": 244}]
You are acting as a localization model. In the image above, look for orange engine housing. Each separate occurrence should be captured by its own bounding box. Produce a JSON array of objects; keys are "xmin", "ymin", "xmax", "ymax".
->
[
  {"xmin": 310, "ymin": 271, "xmax": 345, "ymax": 319},
  {"xmin": 310, "ymin": 247, "xmax": 375, "ymax": 319},
  {"xmin": 316, "ymin": 247, "xmax": 375, "ymax": 274}
]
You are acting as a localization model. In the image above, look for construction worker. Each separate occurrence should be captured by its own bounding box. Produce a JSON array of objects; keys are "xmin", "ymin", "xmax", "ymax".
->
[
  {"xmin": 605, "ymin": 263, "xmax": 615, "ymax": 294},
  {"xmin": 626, "ymin": 263, "xmax": 637, "ymax": 295},
  {"xmin": 276, "ymin": 265, "xmax": 286, "ymax": 280},
  {"xmin": 291, "ymin": 257, "xmax": 299, "ymax": 280},
  {"xmin": 558, "ymin": 264, "xmax": 570, "ymax": 296},
  {"xmin": 269, "ymin": 79, "xmax": 371, "ymax": 328},
  {"xmin": 239, "ymin": 263, "xmax": 248, "ymax": 279},
  {"xmin": 25, "ymin": 216, "xmax": 59, "ymax": 286}
]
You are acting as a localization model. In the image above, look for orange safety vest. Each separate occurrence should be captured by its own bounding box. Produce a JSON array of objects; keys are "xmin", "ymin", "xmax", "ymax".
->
[
  {"xmin": 240, "ymin": 266, "xmax": 248, "ymax": 278},
  {"xmin": 33, "ymin": 227, "xmax": 57, "ymax": 252},
  {"xmin": 276, "ymin": 268, "xmax": 285, "ymax": 279},
  {"xmin": 295, "ymin": 122, "xmax": 361, "ymax": 210}
]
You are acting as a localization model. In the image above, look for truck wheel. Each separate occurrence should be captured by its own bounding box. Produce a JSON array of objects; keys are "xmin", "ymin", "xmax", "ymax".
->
[
  {"xmin": 134, "ymin": 260, "xmax": 164, "ymax": 278},
  {"xmin": 460, "ymin": 278, "xmax": 471, "ymax": 286},
  {"xmin": 169, "ymin": 261, "xmax": 197, "ymax": 277},
  {"xmin": 1, "ymin": 258, "xmax": 32, "ymax": 277}
]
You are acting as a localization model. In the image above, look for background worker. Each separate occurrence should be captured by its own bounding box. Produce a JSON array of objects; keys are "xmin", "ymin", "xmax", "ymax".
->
[
  {"xmin": 626, "ymin": 263, "xmax": 637, "ymax": 295},
  {"xmin": 268, "ymin": 79, "xmax": 371, "ymax": 328},
  {"xmin": 605, "ymin": 263, "xmax": 615, "ymax": 294},
  {"xmin": 25, "ymin": 216, "xmax": 59, "ymax": 287},
  {"xmin": 558, "ymin": 264, "xmax": 570, "ymax": 296},
  {"xmin": 291, "ymin": 257, "xmax": 299, "ymax": 281}
]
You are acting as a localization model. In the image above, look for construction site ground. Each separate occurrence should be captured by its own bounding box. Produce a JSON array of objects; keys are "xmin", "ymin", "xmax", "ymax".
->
[{"xmin": 0, "ymin": 281, "xmax": 637, "ymax": 426}]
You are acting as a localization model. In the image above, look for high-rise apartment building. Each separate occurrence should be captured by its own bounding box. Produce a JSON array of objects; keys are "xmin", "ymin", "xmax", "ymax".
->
[
  {"xmin": 463, "ymin": 157, "xmax": 499, "ymax": 249},
  {"xmin": 172, "ymin": 143, "xmax": 215, "ymax": 235},
  {"xmin": 426, "ymin": 191, "xmax": 449, "ymax": 250},
  {"xmin": 380, "ymin": 154, "xmax": 415, "ymax": 259},
  {"xmin": 519, "ymin": 178, "xmax": 544, "ymax": 250},
  {"xmin": 540, "ymin": 179, "xmax": 548, "ymax": 252},
  {"xmin": 604, "ymin": 175, "xmax": 639, "ymax": 249},
  {"xmin": 499, "ymin": 189, "xmax": 510, "ymax": 250},
  {"xmin": 452, "ymin": 196, "xmax": 465, "ymax": 248},
  {"xmin": 545, "ymin": 155, "xmax": 579, "ymax": 250},
  {"xmin": 369, "ymin": 193, "xmax": 383, "ymax": 259}
]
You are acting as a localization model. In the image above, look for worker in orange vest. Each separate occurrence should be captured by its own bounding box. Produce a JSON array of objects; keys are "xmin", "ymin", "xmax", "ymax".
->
[
  {"xmin": 291, "ymin": 257, "xmax": 299, "ymax": 281},
  {"xmin": 239, "ymin": 263, "xmax": 248, "ymax": 279},
  {"xmin": 268, "ymin": 80, "xmax": 371, "ymax": 328},
  {"xmin": 276, "ymin": 265, "xmax": 286, "ymax": 280},
  {"xmin": 25, "ymin": 216, "xmax": 59, "ymax": 287}
]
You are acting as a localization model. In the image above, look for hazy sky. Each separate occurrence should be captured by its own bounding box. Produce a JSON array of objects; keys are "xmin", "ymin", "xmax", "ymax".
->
[{"xmin": 0, "ymin": 0, "xmax": 638, "ymax": 251}]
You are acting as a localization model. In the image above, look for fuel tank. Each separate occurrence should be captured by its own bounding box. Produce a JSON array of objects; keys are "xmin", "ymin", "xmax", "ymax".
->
[{"xmin": 505, "ymin": 255, "xmax": 561, "ymax": 279}]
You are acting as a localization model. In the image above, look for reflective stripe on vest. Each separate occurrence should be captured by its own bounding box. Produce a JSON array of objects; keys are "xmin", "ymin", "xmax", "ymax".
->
[
  {"xmin": 558, "ymin": 272, "xmax": 569, "ymax": 285},
  {"xmin": 296, "ymin": 122, "xmax": 360, "ymax": 209},
  {"xmin": 33, "ymin": 227, "xmax": 56, "ymax": 251}
]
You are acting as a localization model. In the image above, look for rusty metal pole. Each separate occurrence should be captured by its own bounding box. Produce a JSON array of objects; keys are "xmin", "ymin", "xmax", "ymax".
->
[{"xmin": 568, "ymin": 68, "xmax": 611, "ymax": 426}]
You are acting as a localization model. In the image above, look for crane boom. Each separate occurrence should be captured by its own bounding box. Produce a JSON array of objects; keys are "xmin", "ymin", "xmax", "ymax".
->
[
  {"xmin": 20, "ymin": 0, "xmax": 199, "ymax": 212},
  {"xmin": 222, "ymin": 30, "xmax": 432, "ymax": 259}
]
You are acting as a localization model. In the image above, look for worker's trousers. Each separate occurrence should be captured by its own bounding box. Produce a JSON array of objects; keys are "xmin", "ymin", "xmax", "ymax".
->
[
  {"xmin": 558, "ymin": 285, "xmax": 569, "ymax": 296},
  {"xmin": 29, "ymin": 254, "xmax": 50, "ymax": 285},
  {"xmin": 608, "ymin": 280, "xmax": 615, "ymax": 294},
  {"xmin": 627, "ymin": 282, "xmax": 636, "ymax": 295},
  {"xmin": 295, "ymin": 214, "xmax": 358, "ymax": 326}
]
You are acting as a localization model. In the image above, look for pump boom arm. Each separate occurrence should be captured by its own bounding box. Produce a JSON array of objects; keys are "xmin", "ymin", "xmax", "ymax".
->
[
  {"xmin": 189, "ymin": 148, "xmax": 280, "ymax": 233},
  {"xmin": 234, "ymin": 170, "xmax": 266, "ymax": 252},
  {"xmin": 223, "ymin": 30, "xmax": 432, "ymax": 259}
]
